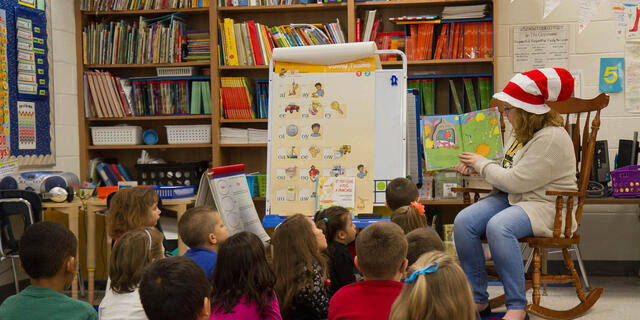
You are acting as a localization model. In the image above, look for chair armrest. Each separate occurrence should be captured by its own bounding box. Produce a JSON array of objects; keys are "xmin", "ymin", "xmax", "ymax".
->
[
  {"xmin": 546, "ymin": 191, "xmax": 581, "ymax": 238},
  {"xmin": 545, "ymin": 190, "xmax": 582, "ymax": 197}
]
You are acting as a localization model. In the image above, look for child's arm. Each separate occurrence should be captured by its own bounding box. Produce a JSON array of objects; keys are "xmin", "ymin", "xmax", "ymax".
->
[
  {"xmin": 331, "ymin": 248, "xmax": 356, "ymax": 291},
  {"xmin": 296, "ymin": 264, "xmax": 330, "ymax": 318}
]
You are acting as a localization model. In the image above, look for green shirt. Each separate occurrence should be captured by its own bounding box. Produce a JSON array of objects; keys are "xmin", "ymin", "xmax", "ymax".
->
[{"xmin": 0, "ymin": 285, "xmax": 97, "ymax": 320}]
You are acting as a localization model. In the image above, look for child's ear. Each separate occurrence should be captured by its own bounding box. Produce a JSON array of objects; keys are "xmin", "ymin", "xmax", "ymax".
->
[
  {"xmin": 65, "ymin": 256, "xmax": 76, "ymax": 273},
  {"xmin": 384, "ymin": 201, "xmax": 389, "ymax": 209},
  {"xmin": 208, "ymin": 233, "xmax": 216, "ymax": 245},
  {"xmin": 336, "ymin": 230, "xmax": 346, "ymax": 241},
  {"xmin": 400, "ymin": 258, "xmax": 409, "ymax": 274},
  {"xmin": 198, "ymin": 297, "xmax": 211, "ymax": 320},
  {"xmin": 354, "ymin": 256, "xmax": 362, "ymax": 273}
]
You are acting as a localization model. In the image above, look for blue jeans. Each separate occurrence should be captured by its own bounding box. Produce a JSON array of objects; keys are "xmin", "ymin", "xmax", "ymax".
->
[{"xmin": 453, "ymin": 192, "xmax": 533, "ymax": 310}]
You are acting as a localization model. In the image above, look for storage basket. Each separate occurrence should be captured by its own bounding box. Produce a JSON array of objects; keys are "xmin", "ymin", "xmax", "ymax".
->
[
  {"xmin": 611, "ymin": 165, "xmax": 640, "ymax": 198},
  {"xmin": 135, "ymin": 161, "xmax": 209, "ymax": 190},
  {"xmin": 91, "ymin": 126, "xmax": 142, "ymax": 145},
  {"xmin": 156, "ymin": 66, "xmax": 195, "ymax": 77},
  {"xmin": 154, "ymin": 186, "xmax": 196, "ymax": 199},
  {"xmin": 165, "ymin": 125, "xmax": 211, "ymax": 144}
]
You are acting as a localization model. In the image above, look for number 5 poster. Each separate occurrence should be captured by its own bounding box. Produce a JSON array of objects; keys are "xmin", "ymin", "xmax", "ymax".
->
[
  {"xmin": 268, "ymin": 57, "xmax": 376, "ymax": 216},
  {"xmin": 599, "ymin": 58, "xmax": 624, "ymax": 92}
]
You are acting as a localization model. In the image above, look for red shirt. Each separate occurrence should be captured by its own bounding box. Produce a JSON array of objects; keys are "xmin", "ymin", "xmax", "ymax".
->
[{"xmin": 328, "ymin": 280, "xmax": 403, "ymax": 320}]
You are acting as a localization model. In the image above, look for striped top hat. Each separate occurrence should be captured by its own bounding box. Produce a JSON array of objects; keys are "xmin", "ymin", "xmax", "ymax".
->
[{"xmin": 493, "ymin": 68, "xmax": 574, "ymax": 114}]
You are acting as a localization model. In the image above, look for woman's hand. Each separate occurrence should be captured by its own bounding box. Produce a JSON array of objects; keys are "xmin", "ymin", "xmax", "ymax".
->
[
  {"xmin": 455, "ymin": 163, "xmax": 473, "ymax": 175},
  {"xmin": 459, "ymin": 152, "xmax": 484, "ymax": 168}
]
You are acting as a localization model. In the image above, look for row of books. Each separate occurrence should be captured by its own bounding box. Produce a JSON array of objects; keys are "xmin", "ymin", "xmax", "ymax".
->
[
  {"xmin": 220, "ymin": 128, "xmax": 268, "ymax": 144},
  {"xmin": 218, "ymin": 0, "xmax": 318, "ymax": 6},
  {"xmin": 89, "ymin": 158, "xmax": 134, "ymax": 187},
  {"xmin": 82, "ymin": 13, "xmax": 187, "ymax": 65},
  {"xmin": 408, "ymin": 76, "xmax": 492, "ymax": 115},
  {"xmin": 185, "ymin": 30, "xmax": 211, "ymax": 61},
  {"xmin": 401, "ymin": 21, "xmax": 492, "ymax": 61},
  {"xmin": 131, "ymin": 79, "xmax": 199, "ymax": 116},
  {"xmin": 84, "ymin": 71, "xmax": 133, "ymax": 118},
  {"xmin": 220, "ymin": 77, "xmax": 255, "ymax": 119},
  {"xmin": 254, "ymin": 81, "xmax": 269, "ymax": 119},
  {"xmin": 357, "ymin": 10, "xmax": 380, "ymax": 42},
  {"xmin": 81, "ymin": 0, "xmax": 209, "ymax": 11},
  {"xmin": 219, "ymin": 18, "xmax": 345, "ymax": 66}
]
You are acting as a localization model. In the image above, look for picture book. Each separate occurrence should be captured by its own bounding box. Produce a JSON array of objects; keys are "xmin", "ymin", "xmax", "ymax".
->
[{"xmin": 422, "ymin": 107, "xmax": 503, "ymax": 171}]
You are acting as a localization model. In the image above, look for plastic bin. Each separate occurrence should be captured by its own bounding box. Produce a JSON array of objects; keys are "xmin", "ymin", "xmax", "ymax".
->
[
  {"xmin": 154, "ymin": 186, "xmax": 196, "ymax": 199},
  {"xmin": 165, "ymin": 125, "xmax": 211, "ymax": 144},
  {"xmin": 91, "ymin": 126, "xmax": 142, "ymax": 145},
  {"xmin": 135, "ymin": 161, "xmax": 209, "ymax": 190},
  {"xmin": 611, "ymin": 165, "xmax": 640, "ymax": 198}
]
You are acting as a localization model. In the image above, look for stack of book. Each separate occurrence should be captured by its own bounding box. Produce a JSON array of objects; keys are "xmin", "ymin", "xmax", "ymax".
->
[
  {"xmin": 219, "ymin": 18, "xmax": 345, "ymax": 66},
  {"xmin": 403, "ymin": 21, "xmax": 492, "ymax": 60},
  {"xmin": 255, "ymin": 80, "xmax": 269, "ymax": 119},
  {"xmin": 84, "ymin": 70, "xmax": 133, "ymax": 118},
  {"xmin": 220, "ymin": 77, "xmax": 255, "ymax": 119},
  {"xmin": 89, "ymin": 158, "xmax": 134, "ymax": 187},
  {"xmin": 442, "ymin": 4, "xmax": 489, "ymax": 20},
  {"xmin": 81, "ymin": 0, "xmax": 210, "ymax": 10},
  {"xmin": 189, "ymin": 81, "xmax": 213, "ymax": 115},
  {"xmin": 185, "ymin": 30, "xmax": 211, "ymax": 61},
  {"xmin": 357, "ymin": 10, "xmax": 380, "ymax": 42},
  {"xmin": 82, "ymin": 13, "xmax": 188, "ymax": 65},
  {"xmin": 248, "ymin": 128, "xmax": 268, "ymax": 143},
  {"xmin": 220, "ymin": 127, "xmax": 249, "ymax": 144}
]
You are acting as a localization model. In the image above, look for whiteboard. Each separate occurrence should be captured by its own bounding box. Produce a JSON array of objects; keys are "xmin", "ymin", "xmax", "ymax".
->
[{"xmin": 373, "ymin": 69, "xmax": 406, "ymax": 182}]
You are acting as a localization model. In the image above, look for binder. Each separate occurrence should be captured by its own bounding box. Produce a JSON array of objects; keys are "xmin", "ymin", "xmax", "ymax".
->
[
  {"xmin": 202, "ymin": 82, "xmax": 212, "ymax": 115},
  {"xmin": 190, "ymin": 81, "xmax": 202, "ymax": 114}
]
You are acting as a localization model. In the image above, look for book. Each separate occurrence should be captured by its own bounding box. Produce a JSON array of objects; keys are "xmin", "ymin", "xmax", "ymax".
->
[
  {"xmin": 463, "ymin": 78, "xmax": 478, "ymax": 111},
  {"xmin": 190, "ymin": 81, "xmax": 202, "ymax": 114},
  {"xmin": 478, "ymin": 77, "xmax": 492, "ymax": 109},
  {"xmin": 116, "ymin": 163, "xmax": 133, "ymax": 181},
  {"xmin": 421, "ymin": 107, "xmax": 503, "ymax": 171},
  {"xmin": 449, "ymin": 79, "xmax": 462, "ymax": 114},
  {"xmin": 362, "ymin": 10, "xmax": 377, "ymax": 43},
  {"xmin": 421, "ymin": 79, "xmax": 435, "ymax": 115},
  {"xmin": 202, "ymin": 82, "xmax": 212, "ymax": 115}
]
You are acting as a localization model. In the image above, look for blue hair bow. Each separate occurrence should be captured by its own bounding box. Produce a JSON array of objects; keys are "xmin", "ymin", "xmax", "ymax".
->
[{"xmin": 404, "ymin": 262, "xmax": 439, "ymax": 283}]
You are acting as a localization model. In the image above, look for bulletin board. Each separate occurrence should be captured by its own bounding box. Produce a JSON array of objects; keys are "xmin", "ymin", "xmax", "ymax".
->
[{"xmin": 0, "ymin": 0, "xmax": 54, "ymax": 166}]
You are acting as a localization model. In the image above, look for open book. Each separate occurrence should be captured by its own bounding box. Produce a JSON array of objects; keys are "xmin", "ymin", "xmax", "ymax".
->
[{"xmin": 422, "ymin": 107, "xmax": 503, "ymax": 171}]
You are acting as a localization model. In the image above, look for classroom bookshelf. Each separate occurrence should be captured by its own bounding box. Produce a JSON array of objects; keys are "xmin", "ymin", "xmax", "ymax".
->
[{"xmin": 74, "ymin": 0, "xmax": 497, "ymax": 213}]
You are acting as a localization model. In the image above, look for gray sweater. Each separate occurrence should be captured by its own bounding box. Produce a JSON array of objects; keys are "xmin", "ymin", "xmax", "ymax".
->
[{"xmin": 473, "ymin": 126, "xmax": 578, "ymax": 237}]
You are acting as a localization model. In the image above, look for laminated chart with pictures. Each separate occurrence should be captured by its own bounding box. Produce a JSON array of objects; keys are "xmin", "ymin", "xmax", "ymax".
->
[
  {"xmin": 269, "ymin": 57, "xmax": 376, "ymax": 215},
  {"xmin": 0, "ymin": 9, "xmax": 8, "ymax": 159}
]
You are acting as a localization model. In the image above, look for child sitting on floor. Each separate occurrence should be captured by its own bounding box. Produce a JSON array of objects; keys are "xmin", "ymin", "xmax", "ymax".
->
[
  {"xmin": 406, "ymin": 227, "xmax": 444, "ymax": 266},
  {"xmin": 210, "ymin": 232, "xmax": 282, "ymax": 320},
  {"xmin": 391, "ymin": 205, "xmax": 427, "ymax": 234},
  {"xmin": 389, "ymin": 251, "xmax": 476, "ymax": 320},
  {"xmin": 179, "ymin": 206, "xmax": 229, "ymax": 281},
  {"xmin": 328, "ymin": 221, "xmax": 408, "ymax": 320},
  {"xmin": 315, "ymin": 206, "xmax": 358, "ymax": 294},
  {"xmin": 272, "ymin": 214, "xmax": 331, "ymax": 320},
  {"xmin": 385, "ymin": 177, "xmax": 421, "ymax": 211},
  {"xmin": 99, "ymin": 227, "xmax": 164, "ymax": 320},
  {"xmin": 108, "ymin": 187, "xmax": 161, "ymax": 241},
  {"xmin": 0, "ymin": 222, "xmax": 97, "ymax": 320},
  {"xmin": 140, "ymin": 256, "xmax": 212, "ymax": 320}
]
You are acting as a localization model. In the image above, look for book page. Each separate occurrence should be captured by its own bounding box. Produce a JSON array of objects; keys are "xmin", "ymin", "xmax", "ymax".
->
[
  {"xmin": 422, "ymin": 114, "xmax": 463, "ymax": 171},
  {"xmin": 459, "ymin": 107, "xmax": 504, "ymax": 161}
]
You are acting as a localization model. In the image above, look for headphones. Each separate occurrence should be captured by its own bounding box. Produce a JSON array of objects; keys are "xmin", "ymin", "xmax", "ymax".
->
[{"xmin": 42, "ymin": 186, "xmax": 75, "ymax": 203}]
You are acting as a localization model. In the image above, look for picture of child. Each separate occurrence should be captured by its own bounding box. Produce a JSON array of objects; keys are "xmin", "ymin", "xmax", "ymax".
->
[
  {"xmin": 309, "ymin": 165, "xmax": 320, "ymax": 182},
  {"xmin": 311, "ymin": 123, "xmax": 321, "ymax": 137},
  {"xmin": 357, "ymin": 164, "xmax": 368, "ymax": 179},
  {"xmin": 312, "ymin": 82, "xmax": 324, "ymax": 97}
]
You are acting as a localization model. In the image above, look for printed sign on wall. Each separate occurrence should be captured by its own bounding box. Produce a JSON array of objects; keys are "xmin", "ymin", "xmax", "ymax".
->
[{"xmin": 599, "ymin": 58, "xmax": 624, "ymax": 92}]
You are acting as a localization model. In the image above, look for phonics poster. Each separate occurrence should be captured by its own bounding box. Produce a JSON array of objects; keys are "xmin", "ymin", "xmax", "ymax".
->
[{"xmin": 269, "ymin": 57, "xmax": 376, "ymax": 215}]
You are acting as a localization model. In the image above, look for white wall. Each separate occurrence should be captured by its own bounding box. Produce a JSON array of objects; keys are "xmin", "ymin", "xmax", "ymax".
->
[{"xmin": 496, "ymin": 0, "xmax": 640, "ymax": 260}]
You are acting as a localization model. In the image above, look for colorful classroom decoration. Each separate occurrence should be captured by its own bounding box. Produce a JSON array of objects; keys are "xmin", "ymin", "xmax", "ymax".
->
[
  {"xmin": 599, "ymin": 57, "xmax": 624, "ymax": 93},
  {"xmin": 0, "ymin": 0, "xmax": 53, "ymax": 165},
  {"xmin": 422, "ymin": 107, "xmax": 503, "ymax": 171},
  {"xmin": 268, "ymin": 43, "xmax": 378, "ymax": 215}
]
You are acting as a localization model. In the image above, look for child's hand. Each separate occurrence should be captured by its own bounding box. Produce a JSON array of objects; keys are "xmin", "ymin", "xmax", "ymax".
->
[
  {"xmin": 455, "ymin": 163, "xmax": 473, "ymax": 175},
  {"xmin": 459, "ymin": 152, "xmax": 484, "ymax": 168}
]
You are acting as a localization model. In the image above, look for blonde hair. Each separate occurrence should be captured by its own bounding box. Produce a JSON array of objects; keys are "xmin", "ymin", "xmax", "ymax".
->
[
  {"xmin": 513, "ymin": 108, "xmax": 564, "ymax": 145},
  {"xmin": 109, "ymin": 227, "xmax": 164, "ymax": 294},
  {"xmin": 107, "ymin": 187, "xmax": 159, "ymax": 240},
  {"xmin": 390, "ymin": 205, "xmax": 426, "ymax": 234},
  {"xmin": 389, "ymin": 251, "xmax": 476, "ymax": 320}
]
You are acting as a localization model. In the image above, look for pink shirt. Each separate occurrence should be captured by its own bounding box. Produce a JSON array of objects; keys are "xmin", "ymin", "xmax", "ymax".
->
[{"xmin": 210, "ymin": 294, "xmax": 282, "ymax": 320}]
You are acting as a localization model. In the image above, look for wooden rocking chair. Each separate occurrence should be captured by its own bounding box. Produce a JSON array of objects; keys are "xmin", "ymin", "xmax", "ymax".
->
[{"xmin": 453, "ymin": 92, "xmax": 609, "ymax": 320}]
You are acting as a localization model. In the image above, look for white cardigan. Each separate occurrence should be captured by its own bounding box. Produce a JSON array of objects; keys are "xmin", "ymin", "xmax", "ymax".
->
[
  {"xmin": 472, "ymin": 126, "xmax": 578, "ymax": 237},
  {"xmin": 98, "ymin": 279, "xmax": 148, "ymax": 320}
]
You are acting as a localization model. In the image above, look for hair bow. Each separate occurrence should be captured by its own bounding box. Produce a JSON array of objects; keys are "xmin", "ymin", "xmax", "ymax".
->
[
  {"xmin": 410, "ymin": 201, "xmax": 425, "ymax": 215},
  {"xmin": 404, "ymin": 262, "xmax": 439, "ymax": 283}
]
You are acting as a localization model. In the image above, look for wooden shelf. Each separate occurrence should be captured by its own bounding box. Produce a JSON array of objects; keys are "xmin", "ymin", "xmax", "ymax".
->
[
  {"xmin": 356, "ymin": 0, "xmax": 484, "ymax": 7},
  {"xmin": 219, "ymin": 65, "xmax": 269, "ymax": 70},
  {"xmin": 81, "ymin": 7, "xmax": 209, "ymax": 16},
  {"xmin": 218, "ymin": 3, "xmax": 347, "ymax": 12},
  {"xmin": 88, "ymin": 115, "xmax": 212, "ymax": 121},
  {"xmin": 220, "ymin": 119, "xmax": 268, "ymax": 123},
  {"xmin": 253, "ymin": 197, "xmax": 266, "ymax": 201},
  {"xmin": 88, "ymin": 144, "xmax": 212, "ymax": 150},
  {"xmin": 220, "ymin": 143, "xmax": 268, "ymax": 147},
  {"xmin": 84, "ymin": 61, "xmax": 210, "ymax": 69},
  {"xmin": 382, "ymin": 58, "xmax": 493, "ymax": 66}
]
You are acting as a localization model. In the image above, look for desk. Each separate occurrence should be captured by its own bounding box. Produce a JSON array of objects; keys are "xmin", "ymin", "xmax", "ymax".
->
[
  {"xmin": 85, "ymin": 197, "xmax": 195, "ymax": 305},
  {"xmin": 41, "ymin": 200, "xmax": 83, "ymax": 300}
]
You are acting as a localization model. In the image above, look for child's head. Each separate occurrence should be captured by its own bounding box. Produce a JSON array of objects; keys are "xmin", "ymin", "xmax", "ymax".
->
[
  {"xmin": 312, "ymin": 123, "xmax": 320, "ymax": 134},
  {"xmin": 357, "ymin": 164, "xmax": 364, "ymax": 172},
  {"xmin": 109, "ymin": 227, "xmax": 164, "ymax": 294},
  {"xmin": 390, "ymin": 205, "xmax": 426, "ymax": 234},
  {"xmin": 315, "ymin": 82, "xmax": 322, "ymax": 89},
  {"xmin": 355, "ymin": 221, "xmax": 408, "ymax": 281},
  {"xmin": 272, "ymin": 214, "xmax": 327, "ymax": 318},
  {"xmin": 178, "ymin": 206, "xmax": 228, "ymax": 250},
  {"xmin": 19, "ymin": 221, "xmax": 77, "ymax": 288},
  {"xmin": 108, "ymin": 187, "xmax": 160, "ymax": 239},
  {"xmin": 389, "ymin": 251, "xmax": 476, "ymax": 320},
  {"xmin": 315, "ymin": 206, "xmax": 356, "ymax": 245},
  {"xmin": 211, "ymin": 232, "xmax": 275, "ymax": 315},
  {"xmin": 140, "ymin": 256, "xmax": 211, "ymax": 320},
  {"xmin": 406, "ymin": 227, "xmax": 444, "ymax": 266},
  {"xmin": 385, "ymin": 177, "xmax": 419, "ymax": 211}
]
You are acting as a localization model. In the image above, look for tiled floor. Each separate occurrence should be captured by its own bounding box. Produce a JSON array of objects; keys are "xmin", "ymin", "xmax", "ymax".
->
[{"xmin": 488, "ymin": 276, "xmax": 640, "ymax": 320}]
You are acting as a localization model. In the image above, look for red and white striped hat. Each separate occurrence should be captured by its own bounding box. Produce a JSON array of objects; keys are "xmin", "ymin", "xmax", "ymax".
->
[{"xmin": 493, "ymin": 68, "xmax": 574, "ymax": 114}]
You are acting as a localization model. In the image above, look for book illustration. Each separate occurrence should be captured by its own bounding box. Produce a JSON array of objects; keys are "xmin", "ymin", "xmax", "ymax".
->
[
  {"xmin": 310, "ymin": 123, "xmax": 322, "ymax": 137},
  {"xmin": 325, "ymin": 101, "xmax": 346, "ymax": 119},
  {"xmin": 287, "ymin": 146, "xmax": 299, "ymax": 159},
  {"xmin": 308, "ymin": 145, "xmax": 321, "ymax": 159},
  {"xmin": 306, "ymin": 100, "xmax": 323, "ymax": 118},
  {"xmin": 308, "ymin": 165, "xmax": 320, "ymax": 182},
  {"xmin": 357, "ymin": 164, "xmax": 368, "ymax": 179},
  {"xmin": 285, "ymin": 166, "xmax": 298, "ymax": 180},
  {"xmin": 288, "ymin": 80, "xmax": 300, "ymax": 97},
  {"xmin": 330, "ymin": 165, "xmax": 346, "ymax": 177},
  {"xmin": 422, "ymin": 107, "xmax": 503, "ymax": 171},
  {"xmin": 285, "ymin": 124, "xmax": 299, "ymax": 138},
  {"xmin": 311, "ymin": 82, "xmax": 325, "ymax": 97},
  {"xmin": 316, "ymin": 177, "xmax": 355, "ymax": 211},
  {"xmin": 281, "ymin": 102, "xmax": 301, "ymax": 119},
  {"xmin": 287, "ymin": 186, "xmax": 296, "ymax": 201},
  {"xmin": 277, "ymin": 147, "xmax": 300, "ymax": 160}
]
